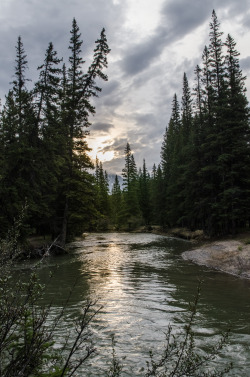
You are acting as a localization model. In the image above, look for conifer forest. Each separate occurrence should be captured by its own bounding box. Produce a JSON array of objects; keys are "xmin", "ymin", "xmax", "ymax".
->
[
  {"xmin": 0, "ymin": 11, "xmax": 250, "ymax": 244},
  {"xmin": 1, "ymin": 10, "xmax": 250, "ymax": 377}
]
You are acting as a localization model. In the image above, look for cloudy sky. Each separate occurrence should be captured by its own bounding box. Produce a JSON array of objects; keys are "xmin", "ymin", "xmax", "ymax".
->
[{"xmin": 1, "ymin": 0, "xmax": 250, "ymax": 176}]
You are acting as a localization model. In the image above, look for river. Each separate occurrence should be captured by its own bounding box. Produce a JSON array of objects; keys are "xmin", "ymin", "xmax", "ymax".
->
[{"xmin": 25, "ymin": 232, "xmax": 250, "ymax": 376}]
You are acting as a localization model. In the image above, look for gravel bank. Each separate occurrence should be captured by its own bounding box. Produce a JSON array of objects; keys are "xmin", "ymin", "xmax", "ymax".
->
[{"xmin": 182, "ymin": 240, "xmax": 250, "ymax": 279}]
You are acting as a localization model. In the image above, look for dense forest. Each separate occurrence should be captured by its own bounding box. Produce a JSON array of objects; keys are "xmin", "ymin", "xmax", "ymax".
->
[
  {"xmin": 109, "ymin": 10, "xmax": 250, "ymax": 237},
  {"xmin": 0, "ymin": 11, "xmax": 249, "ymax": 245},
  {"xmin": 0, "ymin": 19, "xmax": 111, "ymax": 244}
]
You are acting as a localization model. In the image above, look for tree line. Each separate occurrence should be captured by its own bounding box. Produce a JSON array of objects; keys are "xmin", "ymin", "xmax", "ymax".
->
[
  {"xmin": 106, "ymin": 10, "xmax": 250, "ymax": 236},
  {"xmin": 0, "ymin": 19, "xmax": 110, "ymax": 245},
  {"xmin": 160, "ymin": 10, "xmax": 250, "ymax": 236},
  {"xmin": 0, "ymin": 10, "xmax": 249, "ymax": 242}
]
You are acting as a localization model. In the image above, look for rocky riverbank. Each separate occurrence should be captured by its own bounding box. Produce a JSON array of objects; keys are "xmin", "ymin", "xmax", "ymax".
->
[{"xmin": 182, "ymin": 238, "xmax": 250, "ymax": 279}]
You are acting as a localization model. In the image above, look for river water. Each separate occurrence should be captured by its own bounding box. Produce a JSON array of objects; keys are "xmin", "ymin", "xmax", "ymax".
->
[{"xmin": 27, "ymin": 232, "xmax": 250, "ymax": 376}]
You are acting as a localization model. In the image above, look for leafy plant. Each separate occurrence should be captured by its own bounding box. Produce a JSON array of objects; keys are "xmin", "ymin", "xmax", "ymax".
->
[{"xmin": 144, "ymin": 283, "xmax": 232, "ymax": 376}]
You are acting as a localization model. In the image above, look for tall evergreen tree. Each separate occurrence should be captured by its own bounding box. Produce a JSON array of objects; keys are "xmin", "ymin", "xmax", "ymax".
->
[
  {"xmin": 110, "ymin": 175, "xmax": 123, "ymax": 228},
  {"xmin": 181, "ymin": 72, "xmax": 193, "ymax": 139},
  {"xmin": 83, "ymin": 28, "xmax": 110, "ymax": 101},
  {"xmin": 138, "ymin": 159, "xmax": 151, "ymax": 225},
  {"xmin": 59, "ymin": 19, "xmax": 110, "ymax": 243},
  {"xmin": 0, "ymin": 37, "xmax": 39, "ymax": 235},
  {"xmin": 122, "ymin": 143, "xmax": 140, "ymax": 227},
  {"xmin": 33, "ymin": 42, "xmax": 63, "ymax": 235},
  {"xmin": 217, "ymin": 33, "xmax": 250, "ymax": 233},
  {"xmin": 161, "ymin": 94, "xmax": 182, "ymax": 226},
  {"xmin": 178, "ymin": 73, "xmax": 194, "ymax": 226},
  {"xmin": 95, "ymin": 158, "xmax": 110, "ymax": 218},
  {"xmin": 150, "ymin": 164, "xmax": 165, "ymax": 226}
]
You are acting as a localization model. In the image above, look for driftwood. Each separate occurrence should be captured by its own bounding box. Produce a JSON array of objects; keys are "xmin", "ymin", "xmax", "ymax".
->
[{"xmin": 31, "ymin": 235, "xmax": 68, "ymax": 259}]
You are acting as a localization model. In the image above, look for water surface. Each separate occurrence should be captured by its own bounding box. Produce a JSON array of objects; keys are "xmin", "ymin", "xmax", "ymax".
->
[{"xmin": 25, "ymin": 232, "xmax": 250, "ymax": 376}]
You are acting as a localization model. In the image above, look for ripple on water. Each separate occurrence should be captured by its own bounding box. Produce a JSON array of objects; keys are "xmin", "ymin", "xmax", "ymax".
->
[{"xmin": 24, "ymin": 232, "xmax": 250, "ymax": 376}]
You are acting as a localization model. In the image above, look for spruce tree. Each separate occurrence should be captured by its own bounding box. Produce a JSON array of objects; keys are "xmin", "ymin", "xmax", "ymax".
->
[
  {"xmin": 95, "ymin": 158, "xmax": 110, "ymax": 219},
  {"xmin": 110, "ymin": 175, "xmax": 123, "ymax": 228},
  {"xmin": 138, "ymin": 159, "xmax": 151, "ymax": 225},
  {"xmin": 0, "ymin": 37, "xmax": 39, "ymax": 235},
  {"xmin": 33, "ymin": 42, "xmax": 63, "ymax": 235},
  {"xmin": 83, "ymin": 28, "xmax": 110, "ymax": 100},
  {"xmin": 59, "ymin": 19, "xmax": 110, "ymax": 243},
  {"xmin": 150, "ymin": 164, "xmax": 165, "ymax": 226},
  {"xmin": 161, "ymin": 94, "xmax": 182, "ymax": 227},
  {"xmin": 178, "ymin": 73, "xmax": 194, "ymax": 226},
  {"xmin": 122, "ymin": 143, "xmax": 140, "ymax": 227},
  {"xmin": 217, "ymin": 33, "xmax": 250, "ymax": 233}
]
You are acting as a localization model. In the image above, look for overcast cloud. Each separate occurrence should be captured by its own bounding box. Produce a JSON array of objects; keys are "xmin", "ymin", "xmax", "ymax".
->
[{"xmin": 0, "ymin": 0, "xmax": 250, "ymax": 176}]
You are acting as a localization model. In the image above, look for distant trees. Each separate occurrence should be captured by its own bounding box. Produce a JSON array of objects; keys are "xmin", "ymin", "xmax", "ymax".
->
[
  {"xmin": 95, "ymin": 157, "xmax": 110, "ymax": 229},
  {"xmin": 110, "ymin": 175, "xmax": 122, "ymax": 228},
  {"xmin": 121, "ymin": 143, "xmax": 140, "ymax": 225}
]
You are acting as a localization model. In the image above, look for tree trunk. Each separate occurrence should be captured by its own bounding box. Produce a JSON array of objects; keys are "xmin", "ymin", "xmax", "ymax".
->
[{"xmin": 59, "ymin": 198, "xmax": 68, "ymax": 247}]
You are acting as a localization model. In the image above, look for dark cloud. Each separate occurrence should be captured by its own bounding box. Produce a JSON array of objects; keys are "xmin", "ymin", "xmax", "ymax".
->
[
  {"xmin": 1, "ymin": 0, "xmax": 249, "ymax": 176},
  {"xmin": 161, "ymin": 0, "xmax": 211, "ymax": 35},
  {"xmin": 240, "ymin": 56, "xmax": 250, "ymax": 72},
  {"xmin": 96, "ymin": 80, "xmax": 124, "ymax": 108},
  {"xmin": 105, "ymin": 138, "xmax": 128, "ymax": 154},
  {"xmin": 91, "ymin": 122, "xmax": 114, "ymax": 132},
  {"xmin": 226, "ymin": 0, "xmax": 250, "ymax": 18},
  {"xmin": 0, "ymin": 0, "xmax": 126, "ymax": 99},
  {"xmin": 120, "ymin": 35, "xmax": 164, "ymax": 76},
  {"xmin": 120, "ymin": 0, "xmax": 249, "ymax": 78},
  {"xmin": 103, "ymin": 157, "xmax": 125, "ymax": 175},
  {"xmin": 120, "ymin": 0, "xmax": 211, "ymax": 77},
  {"xmin": 102, "ymin": 80, "xmax": 121, "ymax": 96},
  {"xmin": 133, "ymin": 112, "xmax": 157, "ymax": 127},
  {"xmin": 102, "ymin": 94, "xmax": 123, "ymax": 108}
]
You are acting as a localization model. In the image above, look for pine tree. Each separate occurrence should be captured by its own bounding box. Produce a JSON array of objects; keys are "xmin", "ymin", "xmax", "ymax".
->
[
  {"xmin": 216, "ymin": 33, "xmax": 250, "ymax": 233},
  {"xmin": 150, "ymin": 164, "xmax": 165, "ymax": 226},
  {"xmin": 95, "ymin": 158, "xmax": 110, "ymax": 219},
  {"xmin": 0, "ymin": 37, "xmax": 39, "ymax": 235},
  {"xmin": 121, "ymin": 143, "xmax": 140, "ymax": 227},
  {"xmin": 161, "ymin": 94, "xmax": 182, "ymax": 227},
  {"xmin": 59, "ymin": 19, "xmax": 110, "ymax": 243},
  {"xmin": 33, "ymin": 42, "xmax": 63, "ymax": 235},
  {"xmin": 110, "ymin": 175, "xmax": 123, "ymax": 228},
  {"xmin": 83, "ymin": 28, "xmax": 110, "ymax": 100},
  {"xmin": 138, "ymin": 159, "xmax": 151, "ymax": 225},
  {"xmin": 181, "ymin": 72, "xmax": 193, "ymax": 139},
  {"xmin": 0, "ymin": 91, "xmax": 19, "ymax": 233},
  {"xmin": 209, "ymin": 10, "xmax": 225, "ymax": 96},
  {"xmin": 195, "ymin": 11, "xmax": 226, "ymax": 234}
]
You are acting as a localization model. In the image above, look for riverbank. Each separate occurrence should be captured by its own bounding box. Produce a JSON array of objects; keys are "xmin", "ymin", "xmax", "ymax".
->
[
  {"xmin": 182, "ymin": 235, "xmax": 250, "ymax": 279},
  {"xmin": 147, "ymin": 226, "xmax": 250, "ymax": 280},
  {"xmin": 138, "ymin": 226, "xmax": 206, "ymax": 241},
  {"xmin": 27, "ymin": 229, "xmax": 250, "ymax": 280}
]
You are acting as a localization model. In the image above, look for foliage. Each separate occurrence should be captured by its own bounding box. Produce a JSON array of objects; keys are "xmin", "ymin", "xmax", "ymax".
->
[
  {"xmin": 159, "ymin": 10, "xmax": 250, "ymax": 236},
  {"xmin": 0, "ymin": 274, "xmax": 100, "ymax": 376},
  {"xmin": 102, "ymin": 284, "xmax": 232, "ymax": 377},
  {"xmin": 144, "ymin": 283, "xmax": 232, "ymax": 377},
  {"xmin": 0, "ymin": 20, "xmax": 110, "ymax": 243},
  {"xmin": 0, "ymin": 234, "xmax": 100, "ymax": 376},
  {"xmin": 106, "ymin": 336, "xmax": 123, "ymax": 377}
]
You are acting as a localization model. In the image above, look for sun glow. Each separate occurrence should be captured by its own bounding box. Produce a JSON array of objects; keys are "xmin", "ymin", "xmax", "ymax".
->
[{"xmin": 88, "ymin": 137, "xmax": 115, "ymax": 163}]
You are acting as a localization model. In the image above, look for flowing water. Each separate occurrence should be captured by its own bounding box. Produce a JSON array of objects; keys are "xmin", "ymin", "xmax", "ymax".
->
[{"xmin": 22, "ymin": 232, "xmax": 250, "ymax": 376}]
